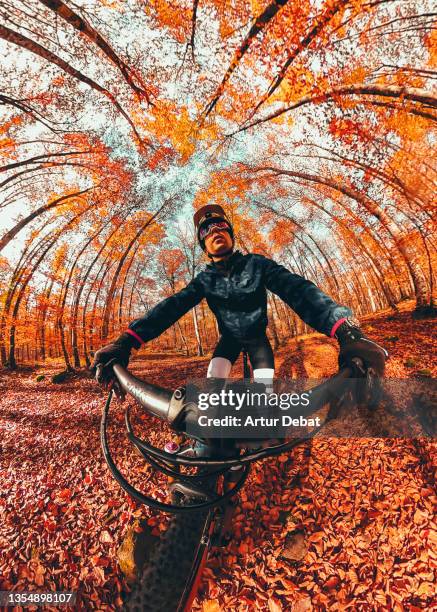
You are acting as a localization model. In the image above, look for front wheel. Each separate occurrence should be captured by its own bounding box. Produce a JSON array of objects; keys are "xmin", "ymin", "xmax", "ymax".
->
[{"xmin": 125, "ymin": 508, "xmax": 211, "ymax": 612}]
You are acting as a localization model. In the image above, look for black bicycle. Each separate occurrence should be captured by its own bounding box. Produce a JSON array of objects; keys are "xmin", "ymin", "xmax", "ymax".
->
[{"xmin": 99, "ymin": 355, "xmax": 370, "ymax": 612}]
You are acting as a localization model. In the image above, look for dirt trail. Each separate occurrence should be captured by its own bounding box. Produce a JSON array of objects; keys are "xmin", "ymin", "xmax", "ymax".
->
[{"xmin": 0, "ymin": 308, "xmax": 435, "ymax": 610}]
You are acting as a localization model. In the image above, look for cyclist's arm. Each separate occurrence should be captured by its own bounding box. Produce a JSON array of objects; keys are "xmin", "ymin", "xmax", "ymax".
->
[
  {"xmin": 260, "ymin": 255, "xmax": 353, "ymax": 337},
  {"xmin": 125, "ymin": 276, "xmax": 205, "ymax": 347}
]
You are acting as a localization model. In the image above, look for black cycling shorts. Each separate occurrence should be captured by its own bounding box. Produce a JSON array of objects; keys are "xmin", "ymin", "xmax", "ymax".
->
[{"xmin": 212, "ymin": 334, "xmax": 274, "ymax": 370}]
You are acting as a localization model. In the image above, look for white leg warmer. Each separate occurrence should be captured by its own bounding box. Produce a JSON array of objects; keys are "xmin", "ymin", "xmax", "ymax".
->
[
  {"xmin": 207, "ymin": 357, "xmax": 233, "ymax": 378},
  {"xmin": 253, "ymin": 367, "xmax": 275, "ymax": 393}
]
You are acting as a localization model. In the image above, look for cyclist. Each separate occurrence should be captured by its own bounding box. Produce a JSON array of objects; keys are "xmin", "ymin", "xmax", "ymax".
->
[{"xmin": 92, "ymin": 204, "xmax": 388, "ymax": 384}]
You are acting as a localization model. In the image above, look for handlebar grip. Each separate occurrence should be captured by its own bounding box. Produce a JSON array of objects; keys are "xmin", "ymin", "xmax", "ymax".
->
[
  {"xmin": 112, "ymin": 363, "xmax": 173, "ymax": 421},
  {"xmin": 95, "ymin": 363, "xmax": 104, "ymax": 383}
]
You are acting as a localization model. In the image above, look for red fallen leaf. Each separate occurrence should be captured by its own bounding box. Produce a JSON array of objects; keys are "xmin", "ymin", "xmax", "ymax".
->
[
  {"xmin": 59, "ymin": 488, "xmax": 72, "ymax": 501},
  {"xmin": 93, "ymin": 565, "xmax": 105, "ymax": 584},
  {"xmin": 84, "ymin": 474, "xmax": 92, "ymax": 485},
  {"xmin": 47, "ymin": 501, "xmax": 59, "ymax": 515},
  {"xmin": 96, "ymin": 556, "xmax": 110, "ymax": 567},
  {"xmin": 17, "ymin": 563, "xmax": 33, "ymax": 579},
  {"xmin": 107, "ymin": 499, "xmax": 120, "ymax": 508},
  {"xmin": 420, "ymin": 487, "xmax": 433, "ymax": 497},
  {"xmin": 44, "ymin": 519, "xmax": 57, "ymax": 533},
  {"xmin": 91, "ymin": 555, "xmax": 110, "ymax": 567},
  {"xmin": 308, "ymin": 531, "xmax": 324, "ymax": 542},
  {"xmin": 126, "ymin": 496, "xmax": 137, "ymax": 509},
  {"xmin": 37, "ymin": 499, "xmax": 44, "ymax": 510},
  {"xmin": 368, "ymin": 509, "xmax": 382, "ymax": 518},
  {"xmin": 324, "ymin": 576, "xmax": 340, "ymax": 590},
  {"xmin": 269, "ymin": 508, "xmax": 280, "ymax": 522},
  {"xmin": 34, "ymin": 564, "xmax": 45, "ymax": 587},
  {"xmin": 268, "ymin": 598, "xmax": 282, "ymax": 612},
  {"xmin": 293, "ymin": 596, "xmax": 312, "ymax": 612}
]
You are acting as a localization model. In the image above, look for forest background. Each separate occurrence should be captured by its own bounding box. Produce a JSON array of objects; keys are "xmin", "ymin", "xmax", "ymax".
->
[{"xmin": 0, "ymin": 0, "xmax": 435, "ymax": 369}]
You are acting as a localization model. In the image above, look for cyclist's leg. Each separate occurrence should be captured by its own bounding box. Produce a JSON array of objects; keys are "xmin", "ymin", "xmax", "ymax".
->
[
  {"xmin": 207, "ymin": 335, "xmax": 241, "ymax": 378},
  {"xmin": 196, "ymin": 336, "xmax": 241, "ymax": 456},
  {"xmin": 245, "ymin": 334, "xmax": 275, "ymax": 393}
]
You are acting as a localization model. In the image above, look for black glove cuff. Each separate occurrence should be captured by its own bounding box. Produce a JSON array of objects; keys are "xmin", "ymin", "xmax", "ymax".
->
[
  {"xmin": 335, "ymin": 319, "xmax": 365, "ymax": 345},
  {"xmin": 114, "ymin": 331, "xmax": 141, "ymax": 351}
]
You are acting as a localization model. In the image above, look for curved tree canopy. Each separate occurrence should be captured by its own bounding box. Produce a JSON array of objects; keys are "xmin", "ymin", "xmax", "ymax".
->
[{"xmin": 0, "ymin": 0, "xmax": 435, "ymax": 368}]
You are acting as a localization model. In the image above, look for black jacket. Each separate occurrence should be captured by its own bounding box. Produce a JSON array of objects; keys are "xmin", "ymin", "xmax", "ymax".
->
[{"xmin": 128, "ymin": 250, "xmax": 352, "ymax": 343}]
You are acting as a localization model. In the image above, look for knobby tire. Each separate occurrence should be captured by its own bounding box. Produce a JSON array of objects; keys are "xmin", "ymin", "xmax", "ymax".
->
[{"xmin": 125, "ymin": 508, "xmax": 210, "ymax": 612}]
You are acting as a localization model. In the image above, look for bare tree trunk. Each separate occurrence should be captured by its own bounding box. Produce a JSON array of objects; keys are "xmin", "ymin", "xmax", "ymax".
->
[
  {"xmin": 176, "ymin": 321, "xmax": 189, "ymax": 356},
  {"xmin": 39, "ymin": 276, "xmax": 56, "ymax": 361},
  {"xmin": 191, "ymin": 306, "xmax": 203, "ymax": 356},
  {"xmin": 268, "ymin": 295, "xmax": 280, "ymax": 349},
  {"xmin": 7, "ymin": 206, "xmax": 93, "ymax": 368},
  {"xmin": 101, "ymin": 198, "xmax": 173, "ymax": 340}
]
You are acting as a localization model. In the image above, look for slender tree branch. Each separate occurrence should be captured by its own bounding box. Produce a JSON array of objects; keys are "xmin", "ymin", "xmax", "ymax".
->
[
  {"xmin": 231, "ymin": 84, "xmax": 437, "ymax": 134},
  {"xmin": 36, "ymin": 0, "xmax": 154, "ymax": 103},
  {"xmin": 0, "ymin": 24, "xmax": 150, "ymax": 148},
  {"xmin": 203, "ymin": 0, "xmax": 290, "ymax": 117},
  {"xmin": 248, "ymin": 0, "xmax": 349, "ymax": 118}
]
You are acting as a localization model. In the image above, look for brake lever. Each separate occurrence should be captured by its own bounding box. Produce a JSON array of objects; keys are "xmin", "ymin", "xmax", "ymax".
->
[
  {"xmin": 111, "ymin": 378, "xmax": 126, "ymax": 402},
  {"xmin": 351, "ymin": 358, "xmax": 382, "ymax": 408},
  {"xmin": 95, "ymin": 363, "xmax": 104, "ymax": 384},
  {"xmin": 95, "ymin": 360, "xmax": 126, "ymax": 401}
]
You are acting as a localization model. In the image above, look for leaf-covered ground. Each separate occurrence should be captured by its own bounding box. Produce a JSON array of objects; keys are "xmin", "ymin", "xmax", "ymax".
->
[{"xmin": 0, "ymin": 306, "xmax": 435, "ymax": 611}]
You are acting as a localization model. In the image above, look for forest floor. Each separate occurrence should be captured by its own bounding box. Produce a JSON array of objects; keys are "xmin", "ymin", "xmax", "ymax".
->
[{"xmin": 0, "ymin": 304, "xmax": 436, "ymax": 611}]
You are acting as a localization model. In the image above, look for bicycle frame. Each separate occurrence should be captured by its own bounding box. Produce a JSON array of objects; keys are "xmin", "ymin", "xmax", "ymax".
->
[{"xmin": 166, "ymin": 453, "xmax": 243, "ymax": 611}]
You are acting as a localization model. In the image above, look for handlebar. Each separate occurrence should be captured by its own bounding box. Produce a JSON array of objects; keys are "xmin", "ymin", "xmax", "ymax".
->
[
  {"xmin": 112, "ymin": 364, "xmax": 173, "ymax": 420},
  {"xmin": 110, "ymin": 359, "xmax": 366, "ymax": 435}
]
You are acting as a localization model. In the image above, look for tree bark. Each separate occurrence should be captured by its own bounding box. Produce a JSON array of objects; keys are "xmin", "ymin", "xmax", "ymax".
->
[{"xmin": 191, "ymin": 305, "xmax": 203, "ymax": 356}]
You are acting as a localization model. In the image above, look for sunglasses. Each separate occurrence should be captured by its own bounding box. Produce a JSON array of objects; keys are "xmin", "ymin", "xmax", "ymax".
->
[{"xmin": 199, "ymin": 220, "xmax": 231, "ymax": 241}]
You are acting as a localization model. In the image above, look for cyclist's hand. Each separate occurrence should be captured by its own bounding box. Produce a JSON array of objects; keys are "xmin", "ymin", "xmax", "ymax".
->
[
  {"xmin": 335, "ymin": 319, "xmax": 389, "ymax": 377},
  {"xmin": 91, "ymin": 332, "xmax": 137, "ymax": 384}
]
